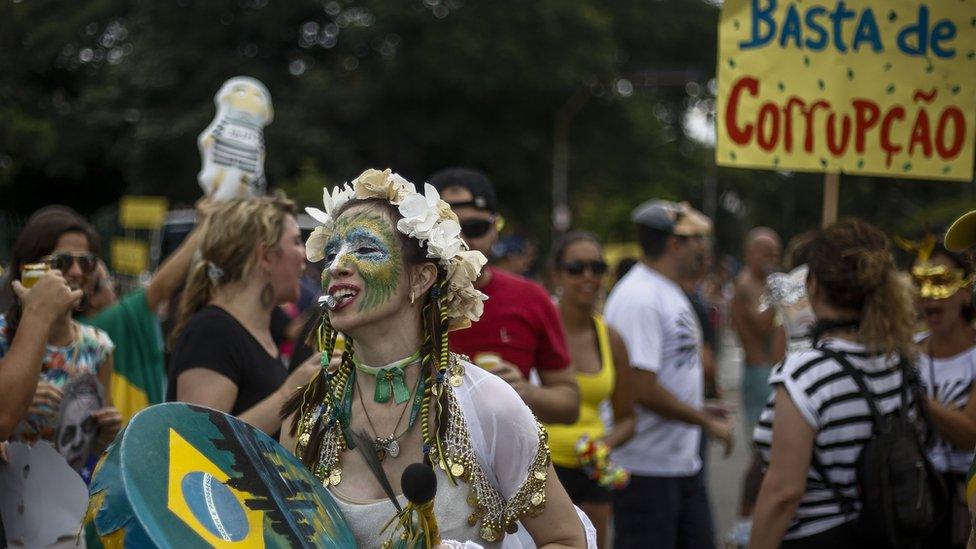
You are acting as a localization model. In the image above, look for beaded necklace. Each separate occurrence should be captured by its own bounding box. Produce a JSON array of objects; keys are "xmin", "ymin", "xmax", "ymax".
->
[{"xmin": 295, "ymin": 354, "xmax": 464, "ymax": 487}]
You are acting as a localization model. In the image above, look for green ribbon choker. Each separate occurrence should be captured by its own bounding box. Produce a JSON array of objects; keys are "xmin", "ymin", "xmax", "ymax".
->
[{"xmin": 353, "ymin": 350, "xmax": 421, "ymax": 404}]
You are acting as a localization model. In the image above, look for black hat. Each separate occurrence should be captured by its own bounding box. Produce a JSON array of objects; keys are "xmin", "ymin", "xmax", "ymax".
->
[{"xmin": 428, "ymin": 167, "xmax": 498, "ymax": 212}]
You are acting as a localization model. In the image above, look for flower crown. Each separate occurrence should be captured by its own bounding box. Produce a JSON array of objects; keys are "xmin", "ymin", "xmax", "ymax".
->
[{"xmin": 305, "ymin": 168, "xmax": 488, "ymax": 331}]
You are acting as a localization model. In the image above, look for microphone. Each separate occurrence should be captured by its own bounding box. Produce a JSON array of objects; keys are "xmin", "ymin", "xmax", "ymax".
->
[
  {"xmin": 318, "ymin": 294, "xmax": 337, "ymax": 310},
  {"xmin": 401, "ymin": 463, "xmax": 440, "ymax": 546}
]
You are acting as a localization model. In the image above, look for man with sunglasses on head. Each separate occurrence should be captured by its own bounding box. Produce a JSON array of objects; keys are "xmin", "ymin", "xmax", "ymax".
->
[
  {"xmin": 604, "ymin": 199, "xmax": 732, "ymax": 549},
  {"xmin": 428, "ymin": 168, "xmax": 580, "ymax": 425}
]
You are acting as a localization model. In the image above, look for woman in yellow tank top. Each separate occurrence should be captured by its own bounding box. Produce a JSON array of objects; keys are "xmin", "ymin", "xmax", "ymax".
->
[{"xmin": 546, "ymin": 231, "xmax": 636, "ymax": 548}]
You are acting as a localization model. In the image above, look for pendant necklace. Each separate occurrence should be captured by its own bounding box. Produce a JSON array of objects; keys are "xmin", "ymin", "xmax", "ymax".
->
[{"xmin": 348, "ymin": 365, "xmax": 425, "ymax": 461}]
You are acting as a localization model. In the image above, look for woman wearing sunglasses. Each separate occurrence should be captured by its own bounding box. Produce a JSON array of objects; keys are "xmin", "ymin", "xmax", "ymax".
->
[
  {"xmin": 546, "ymin": 231, "xmax": 636, "ymax": 548},
  {"xmin": 908, "ymin": 237, "xmax": 976, "ymax": 548},
  {"xmin": 1, "ymin": 206, "xmax": 122, "ymax": 475}
]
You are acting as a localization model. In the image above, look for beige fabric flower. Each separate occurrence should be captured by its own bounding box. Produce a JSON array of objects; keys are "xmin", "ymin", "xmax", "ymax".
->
[
  {"xmin": 354, "ymin": 168, "xmax": 395, "ymax": 200},
  {"xmin": 448, "ymin": 251, "xmax": 487, "ymax": 288},
  {"xmin": 438, "ymin": 200, "xmax": 459, "ymax": 223},
  {"xmin": 306, "ymin": 226, "xmax": 331, "ymax": 263},
  {"xmin": 446, "ymin": 284, "xmax": 488, "ymax": 331}
]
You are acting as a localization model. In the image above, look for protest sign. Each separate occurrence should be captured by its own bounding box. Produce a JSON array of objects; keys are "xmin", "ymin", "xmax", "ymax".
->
[{"xmin": 717, "ymin": 0, "xmax": 975, "ymax": 181}]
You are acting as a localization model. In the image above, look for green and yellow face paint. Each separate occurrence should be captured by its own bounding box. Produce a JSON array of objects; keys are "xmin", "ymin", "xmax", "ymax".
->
[{"xmin": 321, "ymin": 208, "xmax": 402, "ymax": 313}]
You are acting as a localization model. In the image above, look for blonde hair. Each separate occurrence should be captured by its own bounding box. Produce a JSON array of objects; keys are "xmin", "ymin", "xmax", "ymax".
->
[
  {"xmin": 170, "ymin": 194, "xmax": 296, "ymax": 346},
  {"xmin": 808, "ymin": 219, "xmax": 916, "ymax": 356}
]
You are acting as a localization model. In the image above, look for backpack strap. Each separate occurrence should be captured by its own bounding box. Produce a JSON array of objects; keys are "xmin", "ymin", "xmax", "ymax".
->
[
  {"xmin": 807, "ymin": 345, "xmax": 886, "ymax": 516},
  {"xmin": 810, "ymin": 451, "xmax": 857, "ymax": 516},
  {"xmin": 817, "ymin": 346, "xmax": 887, "ymax": 427},
  {"xmin": 897, "ymin": 354, "xmax": 938, "ymax": 447}
]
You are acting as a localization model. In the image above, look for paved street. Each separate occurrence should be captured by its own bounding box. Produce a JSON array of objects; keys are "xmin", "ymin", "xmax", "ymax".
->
[{"xmin": 706, "ymin": 334, "xmax": 752, "ymax": 546}]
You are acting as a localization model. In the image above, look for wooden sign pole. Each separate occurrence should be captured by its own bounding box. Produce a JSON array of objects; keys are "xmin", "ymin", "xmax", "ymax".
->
[{"xmin": 821, "ymin": 172, "xmax": 840, "ymax": 227}]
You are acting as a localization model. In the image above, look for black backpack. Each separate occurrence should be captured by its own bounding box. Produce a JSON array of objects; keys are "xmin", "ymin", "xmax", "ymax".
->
[{"xmin": 810, "ymin": 347, "xmax": 947, "ymax": 547}]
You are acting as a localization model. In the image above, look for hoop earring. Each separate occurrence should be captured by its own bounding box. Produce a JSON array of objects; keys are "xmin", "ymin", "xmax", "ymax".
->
[{"xmin": 261, "ymin": 282, "xmax": 275, "ymax": 308}]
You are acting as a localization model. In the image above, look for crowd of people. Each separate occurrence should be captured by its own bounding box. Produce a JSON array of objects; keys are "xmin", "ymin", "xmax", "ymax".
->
[{"xmin": 1, "ymin": 165, "xmax": 975, "ymax": 549}]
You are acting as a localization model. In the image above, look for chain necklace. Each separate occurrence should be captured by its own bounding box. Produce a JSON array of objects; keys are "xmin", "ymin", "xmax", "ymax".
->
[
  {"xmin": 353, "ymin": 369, "xmax": 423, "ymax": 460},
  {"xmin": 298, "ymin": 353, "xmax": 464, "ymax": 487}
]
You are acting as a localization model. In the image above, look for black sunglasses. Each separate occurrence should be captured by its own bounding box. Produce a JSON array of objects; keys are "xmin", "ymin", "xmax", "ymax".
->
[
  {"xmin": 562, "ymin": 260, "xmax": 608, "ymax": 276},
  {"xmin": 42, "ymin": 252, "xmax": 97, "ymax": 274},
  {"xmin": 460, "ymin": 219, "xmax": 494, "ymax": 239}
]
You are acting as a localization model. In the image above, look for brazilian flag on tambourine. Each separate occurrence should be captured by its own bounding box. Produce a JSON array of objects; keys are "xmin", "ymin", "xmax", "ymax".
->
[{"xmin": 86, "ymin": 402, "xmax": 356, "ymax": 548}]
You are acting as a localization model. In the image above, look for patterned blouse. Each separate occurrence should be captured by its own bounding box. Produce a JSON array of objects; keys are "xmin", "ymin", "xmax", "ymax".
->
[{"xmin": 0, "ymin": 313, "xmax": 115, "ymax": 443}]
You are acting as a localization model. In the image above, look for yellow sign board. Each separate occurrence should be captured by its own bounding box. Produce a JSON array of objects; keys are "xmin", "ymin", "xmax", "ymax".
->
[
  {"xmin": 717, "ymin": 0, "xmax": 975, "ymax": 181},
  {"xmin": 603, "ymin": 242, "xmax": 642, "ymax": 277},
  {"xmin": 111, "ymin": 238, "xmax": 149, "ymax": 276},
  {"xmin": 119, "ymin": 195, "xmax": 169, "ymax": 229}
]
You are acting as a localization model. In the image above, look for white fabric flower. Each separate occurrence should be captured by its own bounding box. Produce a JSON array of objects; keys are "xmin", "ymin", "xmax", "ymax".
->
[
  {"xmin": 306, "ymin": 226, "xmax": 331, "ymax": 263},
  {"xmin": 387, "ymin": 173, "xmax": 414, "ymax": 203},
  {"xmin": 396, "ymin": 183, "xmax": 441, "ymax": 239},
  {"xmin": 427, "ymin": 218, "xmax": 462, "ymax": 262},
  {"xmin": 306, "ymin": 184, "xmax": 354, "ymax": 227}
]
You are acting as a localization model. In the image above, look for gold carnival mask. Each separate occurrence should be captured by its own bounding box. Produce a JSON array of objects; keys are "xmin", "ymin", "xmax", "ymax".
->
[
  {"xmin": 911, "ymin": 263, "xmax": 974, "ymax": 300},
  {"xmin": 897, "ymin": 233, "xmax": 975, "ymax": 301}
]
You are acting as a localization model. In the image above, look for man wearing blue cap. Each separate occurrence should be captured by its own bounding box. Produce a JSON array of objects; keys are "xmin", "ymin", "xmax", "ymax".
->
[{"xmin": 605, "ymin": 199, "xmax": 732, "ymax": 549}]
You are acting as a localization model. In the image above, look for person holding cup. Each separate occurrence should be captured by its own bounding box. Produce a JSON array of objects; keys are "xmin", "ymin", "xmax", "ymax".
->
[
  {"xmin": 0, "ymin": 269, "xmax": 82, "ymax": 440},
  {"xmin": 0, "ymin": 206, "xmax": 122, "ymax": 471}
]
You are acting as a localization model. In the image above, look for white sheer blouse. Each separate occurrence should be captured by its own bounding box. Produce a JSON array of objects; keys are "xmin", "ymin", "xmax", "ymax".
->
[{"xmin": 331, "ymin": 358, "xmax": 596, "ymax": 548}]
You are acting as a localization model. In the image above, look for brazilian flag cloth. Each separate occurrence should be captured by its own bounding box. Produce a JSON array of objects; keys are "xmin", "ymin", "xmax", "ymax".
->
[{"xmin": 81, "ymin": 288, "xmax": 165, "ymax": 424}]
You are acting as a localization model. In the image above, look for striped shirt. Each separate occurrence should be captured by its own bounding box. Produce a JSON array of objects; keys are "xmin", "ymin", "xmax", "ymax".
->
[{"xmin": 752, "ymin": 338, "xmax": 908, "ymax": 539}]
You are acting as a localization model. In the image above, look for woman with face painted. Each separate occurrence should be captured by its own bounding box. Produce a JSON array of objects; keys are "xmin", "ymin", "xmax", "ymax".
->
[
  {"xmin": 909, "ymin": 237, "xmax": 976, "ymax": 548},
  {"xmin": 281, "ymin": 169, "xmax": 593, "ymax": 548},
  {"xmin": 167, "ymin": 195, "xmax": 320, "ymax": 436}
]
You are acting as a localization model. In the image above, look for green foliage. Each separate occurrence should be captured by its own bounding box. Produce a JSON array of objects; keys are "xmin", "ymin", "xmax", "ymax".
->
[{"xmin": 0, "ymin": 0, "xmax": 971, "ymax": 263}]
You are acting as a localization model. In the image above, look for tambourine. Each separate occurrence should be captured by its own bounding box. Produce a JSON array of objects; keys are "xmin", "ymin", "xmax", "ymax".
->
[{"xmin": 86, "ymin": 402, "xmax": 355, "ymax": 547}]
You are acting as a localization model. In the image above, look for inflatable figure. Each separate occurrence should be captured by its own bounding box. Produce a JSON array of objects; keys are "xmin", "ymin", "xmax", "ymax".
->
[{"xmin": 197, "ymin": 77, "xmax": 273, "ymax": 200}]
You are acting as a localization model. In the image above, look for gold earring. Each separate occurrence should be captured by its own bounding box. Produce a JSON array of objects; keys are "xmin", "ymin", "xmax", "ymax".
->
[{"xmin": 410, "ymin": 290, "xmax": 416, "ymax": 304}]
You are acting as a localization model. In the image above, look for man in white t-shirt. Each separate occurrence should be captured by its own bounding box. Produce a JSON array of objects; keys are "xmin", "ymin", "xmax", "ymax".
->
[{"xmin": 605, "ymin": 199, "xmax": 733, "ymax": 549}]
